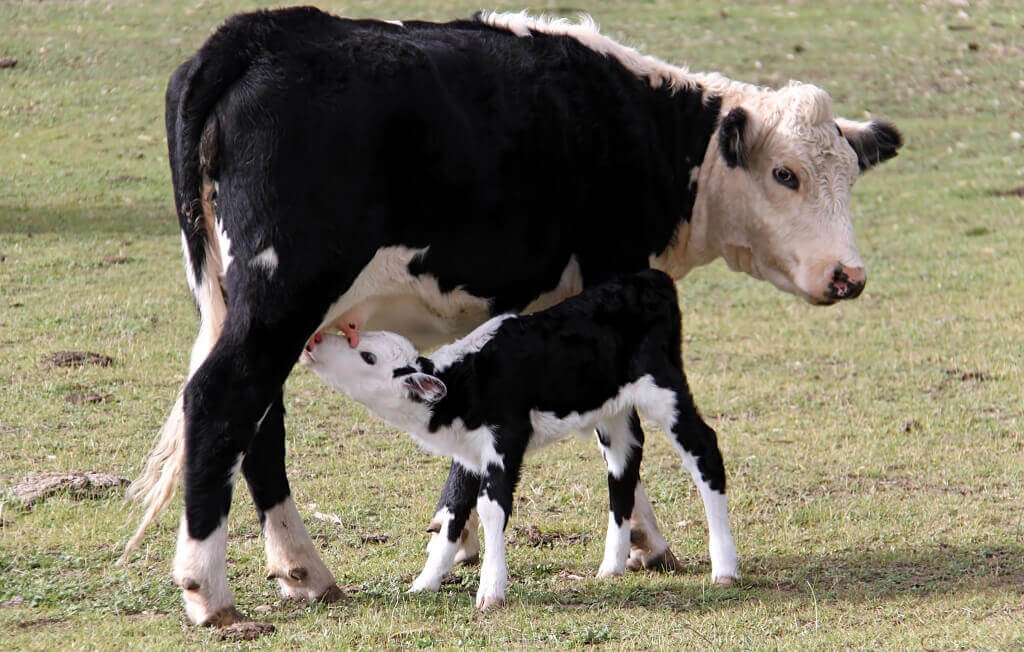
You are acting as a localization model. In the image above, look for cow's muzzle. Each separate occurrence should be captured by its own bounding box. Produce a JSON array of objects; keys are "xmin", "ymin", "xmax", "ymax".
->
[{"xmin": 825, "ymin": 265, "xmax": 866, "ymax": 302}]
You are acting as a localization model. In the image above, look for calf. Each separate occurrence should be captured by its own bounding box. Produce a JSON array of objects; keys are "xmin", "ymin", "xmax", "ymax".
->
[{"xmin": 301, "ymin": 270, "xmax": 737, "ymax": 609}]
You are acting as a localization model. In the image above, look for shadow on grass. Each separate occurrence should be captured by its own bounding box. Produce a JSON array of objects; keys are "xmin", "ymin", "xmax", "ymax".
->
[
  {"xmin": 422, "ymin": 542, "xmax": 1024, "ymax": 612},
  {"xmin": 0, "ymin": 204, "xmax": 176, "ymax": 236}
]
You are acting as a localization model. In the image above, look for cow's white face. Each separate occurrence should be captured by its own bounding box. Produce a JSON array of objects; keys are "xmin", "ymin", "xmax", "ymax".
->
[
  {"xmin": 300, "ymin": 332, "xmax": 446, "ymax": 423},
  {"xmin": 698, "ymin": 82, "xmax": 902, "ymax": 305}
]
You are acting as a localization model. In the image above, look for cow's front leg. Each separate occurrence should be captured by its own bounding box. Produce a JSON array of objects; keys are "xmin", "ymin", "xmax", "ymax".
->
[
  {"xmin": 412, "ymin": 467, "xmax": 481, "ymax": 592},
  {"xmin": 244, "ymin": 392, "xmax": 341, "ymax": 603},
  {"xmin": 595, "ymin": 410, "xmax": 644, "ymax": 578},
  {"xmin": 475, "ymin": 448, "xmax": 524, "ymax": 610}
]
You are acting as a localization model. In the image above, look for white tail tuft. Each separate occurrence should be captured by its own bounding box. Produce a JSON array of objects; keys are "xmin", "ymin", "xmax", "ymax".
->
[{"xmin": 119, "ymin": 189, "xmax": 227, "ymax": 563}]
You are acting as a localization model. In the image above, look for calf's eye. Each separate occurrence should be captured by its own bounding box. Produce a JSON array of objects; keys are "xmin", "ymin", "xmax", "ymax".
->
[
  {"xmin": 772, "ymin": 166, "xmax": 799, "ymax": 190},
  {"xmin": 360, "ymin": 351, "xmax": 376, "ymax": 365}
]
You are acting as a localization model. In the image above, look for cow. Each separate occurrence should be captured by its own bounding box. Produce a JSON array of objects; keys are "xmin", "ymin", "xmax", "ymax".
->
[
  {"xmin": 301, "ymin": 270, "xmax": 734, "ymax": 609},
  {"xmin": 118, "ymin": 7, "xmax": 902, "ymax": 625}
]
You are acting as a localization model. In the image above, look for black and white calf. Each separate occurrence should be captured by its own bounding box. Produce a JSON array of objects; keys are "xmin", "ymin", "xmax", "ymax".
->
[
  {"xmin": 121, "ymin": 6, "xmax": 901, "ymax": 625},
  {"xmin": 302, "ymin": 270, "xmax": 737, "ymax": 608}
]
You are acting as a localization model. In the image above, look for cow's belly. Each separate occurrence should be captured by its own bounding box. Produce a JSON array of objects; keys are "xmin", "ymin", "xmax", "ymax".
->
[{"xmin": 317, "ymin": 246, "xmax": 493, "ymax": 350}]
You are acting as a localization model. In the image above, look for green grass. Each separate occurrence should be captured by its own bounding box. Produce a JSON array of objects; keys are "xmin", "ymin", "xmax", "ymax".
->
[{"xmin": 2, "ymin": 0, "xmax": 1022, "ymax": 648}]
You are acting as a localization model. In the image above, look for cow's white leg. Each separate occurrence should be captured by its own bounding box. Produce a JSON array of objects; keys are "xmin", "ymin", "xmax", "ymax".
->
[
  {"xmin": 475, "ymin": 494, "xmax": 509, "ymax": 609},
  {"xmin": 262, "ymin": 497, "xmax": 342, "ymax": 601},
  {"xmin": 172, "ymin": 513, "xmax": 240, "ymax": 626},
  {"xmin": 625, "ymin": 483, "xmax": 680, "ymax": 572},
  {"xmin": 595, "ymin": 410, "xmax": 644, "ymax": 578},
  {"xmin": 410, "ymin": 508, "xmax": 460, "ymax": 592}
]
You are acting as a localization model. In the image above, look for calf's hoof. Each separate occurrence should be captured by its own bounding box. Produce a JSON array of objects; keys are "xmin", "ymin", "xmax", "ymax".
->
[
  {"xmin": 267, "ymin": 566, "xmax": 342, "ymax": 603},
  {"xmin": 713, "ymin": 575, "xmax": 738, "ymax": 587},
  {"xmin": 626, "ymin": 545, "xmax": 681, "ymax": 573}
]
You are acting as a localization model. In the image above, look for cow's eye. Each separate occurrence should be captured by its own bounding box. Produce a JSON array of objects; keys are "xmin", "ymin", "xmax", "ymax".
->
[
  {"xmin": 360, "ymin": 351, "xmax": 376, "ymax": 365},
  {"xmin": 772, "ymin": 167, "xmax": 799, "ymax": 190}
]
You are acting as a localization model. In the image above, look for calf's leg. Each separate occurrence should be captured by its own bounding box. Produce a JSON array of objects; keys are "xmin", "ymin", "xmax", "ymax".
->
[
  {"xmin": 644, "ymin": 372, "xmax": 739, "ymax": 585},
  {"xmin": 411, "ymin": 467, "xmax": 481, "ymax": 592},
  {"xmin": 475, "ymin": 445, "xmax": 525, "ymax": 610},
  {"xmin": 594, "ymin": 409, "xmax": 644, "ymax": 578},
  {"xmin": 427, "ymin": 461, "xmax": 481, "ymax": 565}
]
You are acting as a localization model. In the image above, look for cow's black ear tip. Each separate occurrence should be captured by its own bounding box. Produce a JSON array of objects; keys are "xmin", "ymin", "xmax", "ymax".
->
[{"xmin": 871, "ymin": 119, "xmax": 903, "ymax": 153}]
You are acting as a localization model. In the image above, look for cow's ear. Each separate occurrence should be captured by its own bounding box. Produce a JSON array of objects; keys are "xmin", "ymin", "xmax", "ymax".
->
[
  {"xmin": 837, "ymin": 118, "xmax": 903, "ymax": 172},
  {"xmin": 719, "ymin": 106, "xmax": 750, "ymax": 168},
  {"xmin": 404, "ymin": 373, "xmax": 447, "ymax": 404}
]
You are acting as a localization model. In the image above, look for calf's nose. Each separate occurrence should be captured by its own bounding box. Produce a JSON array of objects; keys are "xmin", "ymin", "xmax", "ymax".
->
[{"xmin": 826, "ymin": 265, "xmax": 866, "ymax": 301}]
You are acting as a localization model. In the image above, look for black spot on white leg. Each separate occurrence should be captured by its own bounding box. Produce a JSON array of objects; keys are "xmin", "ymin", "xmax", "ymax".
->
[{"xmin": 430, "ymin": 461, "xmax": 481, "ymax": 565}]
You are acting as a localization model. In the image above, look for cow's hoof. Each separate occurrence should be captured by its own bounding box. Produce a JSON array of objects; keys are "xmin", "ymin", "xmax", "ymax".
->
[
  {"xmin": 596, "ymin": 566, "xmax": 624, "ymax": 579},
  {"xmin": 475, "ymin": 595, "xmax": 505, "ymax": 611},
  {"xmin": 643, "ymin": 547, "xmax": 682, "ymax": 573},
  {"xmin": 713, "ymin": 575, "xmax": 738, "ymax": 587},
  {"xmin": 201, "ymin": 606, "xmax": 245, "ymax": 628}
]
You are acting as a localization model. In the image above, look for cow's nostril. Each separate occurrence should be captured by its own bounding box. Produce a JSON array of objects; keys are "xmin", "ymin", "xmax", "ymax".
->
[{"xmin": 827, "ymin": 266, "xmax": 866, "ymax": 301}]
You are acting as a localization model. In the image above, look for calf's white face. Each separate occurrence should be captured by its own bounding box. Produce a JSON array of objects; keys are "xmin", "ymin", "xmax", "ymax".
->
[
  {"xmin": 700, "ymin": 82, "xmax": 901, "ymax": 305},
  {"xmin": 300, "ymin": 333, "xmax": 446, "ymax": 421}
]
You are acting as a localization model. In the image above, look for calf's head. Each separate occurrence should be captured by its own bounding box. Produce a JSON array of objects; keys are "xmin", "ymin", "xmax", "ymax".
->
[
  {"xmin": 700, "ymin": 82, "xmax": 902, "ymax": 305},
  {"xmin": 300, "ymin": 332, "xmax": 446, "ymax": 421}
]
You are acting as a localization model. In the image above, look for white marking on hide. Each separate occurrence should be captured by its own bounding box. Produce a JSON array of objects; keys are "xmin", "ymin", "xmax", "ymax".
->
[
  {"xmin": 670, "ymin": 447, "xmax": 739, "ymax": 583},
  {"xmin": 227, "ymin": 453, "xmax": 243, "ymax": 488},
  {"xmin": 214, "ymin": 218, "xmax": 233, "ymax": 277},
  {"xmin": 262, "ymin": 497, "xmax": 338, "ymax": 600},
  {"xmin": 250, "ymin": 246, "xmax": 279, "ymax": 275},
  {"xmin": 384, "ymin": 19, "xmax": 403, "ymax": 27},
  {"xmin": 430, "ymin": 314, "xmax": 516, "ymax": 372},
  {"xmin": 181, "ymin": 232, "xmax": 198, "ymax": 295},
  {"xmin": 595, "ymin": 411, "xmax": 638, "ymax": 479},
  {"xmin": 521, "ymin": 255, "xmax": 583, "ymax": 315},
  {"xmin": 597, "ymin": 511, "xmax": 631, "ymax": 578},
  {"xmin": 172, "ymin": 515, "xmax": 234, "ymax": 625},
  {"xmin": 475, "ymin": 495, "xmax": 508, "ymax": 608}
]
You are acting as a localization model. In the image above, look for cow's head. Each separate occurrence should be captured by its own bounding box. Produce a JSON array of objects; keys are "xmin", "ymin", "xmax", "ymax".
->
[
  {"xmin": 699, "ymin": 82, "xmax": 902, "ymax": 304},
  {"xmin": 300, "ymin": 332, "xmax": 446, "ymax": 424}
]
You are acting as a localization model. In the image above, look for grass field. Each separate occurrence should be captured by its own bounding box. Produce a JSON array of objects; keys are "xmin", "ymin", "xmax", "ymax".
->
[{"xmin": 1, "ymin": 0, "xmax": 1022, "ymax": 648}]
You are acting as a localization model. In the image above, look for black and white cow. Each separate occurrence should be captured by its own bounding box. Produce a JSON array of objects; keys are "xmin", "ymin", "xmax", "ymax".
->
[
  {"xmin": 301, "ymin": 270, "xmax": 734, "ymax": 609},
  {"xmin": 120, "ymin": 7, "xmax": 901, "ymax": 625}
]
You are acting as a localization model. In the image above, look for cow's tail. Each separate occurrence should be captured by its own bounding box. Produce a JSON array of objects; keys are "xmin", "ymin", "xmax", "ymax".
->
[{"xmin": 119, "ymin": 30, "xmax": 254, "ymax": 562}]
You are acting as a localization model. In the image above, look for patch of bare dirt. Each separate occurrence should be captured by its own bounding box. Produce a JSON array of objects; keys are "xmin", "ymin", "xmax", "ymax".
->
[
  {"xmin": 64, "ymin": 392, "xmax": 110, "ymax": 404},
  {"xmin": 42, "ymin": 351, "xmax": 113, "ymax": 368},
  {"xmin": 0, "ymin": 58, "xmax": 16, "ymax": 69},
  {"xmin": 8, "ymin": 471, "xmax": 128, "ymax": 507},
  {"xmin": 0, "ymin": 596, "xmax": 25, "ymax": 608},
  {"xmin": 102, "ymin": 256, "xmax": 128, "ymax": 265},
  {"xmin": 218, "ymin": 621, "xmax": 275, "ymax": 641},
  {"xmin": 506, "ymin": 524, "xmax": 593, "ymax": 547},
  {"xmin": 359, "ymin": 533, "xmax": 389, "ymax": 545}
]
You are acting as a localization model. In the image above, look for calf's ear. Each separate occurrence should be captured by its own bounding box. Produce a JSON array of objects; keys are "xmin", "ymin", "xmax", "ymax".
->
[
  {"xmin": 719, "ymin": 106, "xmax": 751, "ymax": 168},
  {"xmin": 837, "ymin": 118, "xmax": 903, "ymax": 172},
  {"xmin": 404, "ymin": 373, "xmax": 447, "ymax": 403}
]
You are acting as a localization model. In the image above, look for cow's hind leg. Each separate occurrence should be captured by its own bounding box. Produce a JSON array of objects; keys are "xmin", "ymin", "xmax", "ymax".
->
[
  {"xmin": 244, "ymin": 392, "xmax": 342, "ymax": 603},
  {"xmin": 174, "ymin": 300, "xmax": 326, "ymax": 624},
  {"xmin": 625, "ymin": 483, "xmax": 681, "ymax": 572},
  {"xmin": 641, "ymin": 373, "xmax": 739, "ymax": 585},
  {"xmin": 594, "ymin": 409, "xmax": 644, "ymax": 578},
  {"xmin": 411, "ymin": 466, "xmax": 481, "ymax": 592}
]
